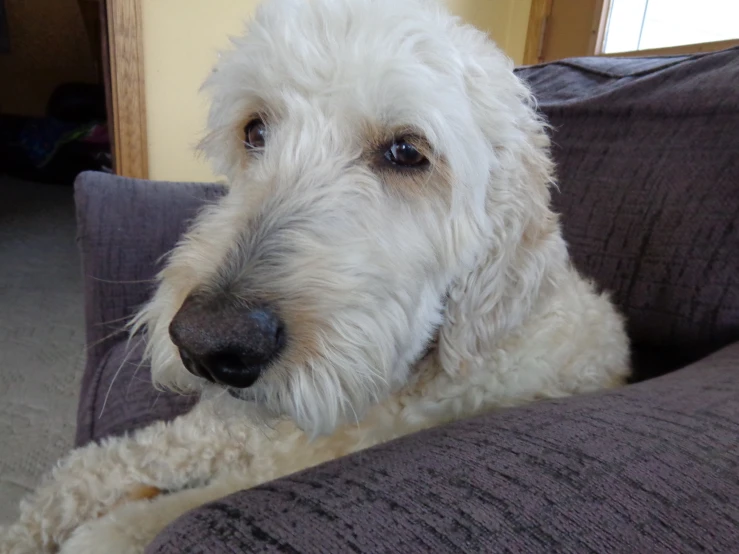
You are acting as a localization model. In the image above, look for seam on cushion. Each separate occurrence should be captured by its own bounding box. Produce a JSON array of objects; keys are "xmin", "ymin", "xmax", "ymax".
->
[
  {"xmin": 517, "ymin": 56, "xmax": 686, "ymax": 76},
  {"xmin": 553, "ymin": 58, "xmax": 687, "ymax": 79},
  {"xmin": 517, "ymin": 46, "xmax": 739, "ymax": 79}
]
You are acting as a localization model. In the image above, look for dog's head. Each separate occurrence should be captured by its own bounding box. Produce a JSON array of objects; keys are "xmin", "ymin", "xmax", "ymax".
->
[{"xmin": 135, "ymin": 0, "xmax": 566, "ymax": 435}]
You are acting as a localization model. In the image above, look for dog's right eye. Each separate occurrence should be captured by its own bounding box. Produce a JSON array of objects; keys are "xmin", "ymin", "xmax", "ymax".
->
[
  {"xmin": 382, "ymin": 137, "xmax": 430, "ymax": 169},
  {"xmin": 244, "ymin": 119, "xmax": 267, "ymax": 149}
]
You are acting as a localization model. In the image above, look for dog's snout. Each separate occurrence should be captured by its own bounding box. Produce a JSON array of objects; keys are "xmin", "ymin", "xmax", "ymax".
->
[{"xmin": 168, "ymin": 295, "xmax": 286, "ymax": 388}]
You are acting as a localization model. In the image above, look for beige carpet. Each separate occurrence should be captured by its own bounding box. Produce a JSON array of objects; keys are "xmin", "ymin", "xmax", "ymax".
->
[{"xmin": 0, "ymin": 177, "xmax": 85, "ymax": 523}]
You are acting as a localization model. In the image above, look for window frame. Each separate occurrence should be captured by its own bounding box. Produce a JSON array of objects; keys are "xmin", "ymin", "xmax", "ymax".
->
[
  {"xmin": 523, "ymin": 0, "xmax": 739, "ymax": 65},
  {"xmin": 595, "ymin": 0, "xmax": 739, "ymax": 57}
]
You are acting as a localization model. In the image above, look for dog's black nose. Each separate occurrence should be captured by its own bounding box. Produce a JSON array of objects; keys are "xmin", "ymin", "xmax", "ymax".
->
[{"xmin": 168, "ymin": 295, "xmax": 286, "ymax": 388}]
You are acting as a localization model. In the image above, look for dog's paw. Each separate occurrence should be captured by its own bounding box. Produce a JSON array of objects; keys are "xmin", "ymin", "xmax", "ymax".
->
[
  {"xmin": 60, "ymin": 518, "xmax": 147, "ymax": 554},
  {"xmin": 0, "ymin": 525, "xmax": 36, "ymax": 554},
  {"xmin": 59, "ymin": 522, "xmax": 145, "ymax": 554},
  {"xmin": 58, "ymin": 487, "xmax": 191, "ymax": 554},
  {"xmin": 0, "ymin": 483, "xmax": 164, "ymax": 554}
]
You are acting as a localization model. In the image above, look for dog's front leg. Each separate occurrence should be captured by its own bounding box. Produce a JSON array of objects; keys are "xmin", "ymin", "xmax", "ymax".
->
[
  {"xmin": 57, "ymin": 422, "xmax": 359, "ymax": 554},
  {"xmin": 0, "ymin": 401, "xmax": 253, "ymax": 554},
  {"xmin": 51, "ymin": 418, "xmax": 367, "ymax": 554}
]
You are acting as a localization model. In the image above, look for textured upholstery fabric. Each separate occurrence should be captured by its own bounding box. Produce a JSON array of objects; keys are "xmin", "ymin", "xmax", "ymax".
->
[
  {"xmin": 517, "ymin": 48, "xmax": 739, "ymax": 375},
  {"xmin": 74, "ymin": 174, "xmax": 224, "ymax": 445},
  {"xmin": 146, "ymin": 342, "xmax": 739, "ymax": 554}
]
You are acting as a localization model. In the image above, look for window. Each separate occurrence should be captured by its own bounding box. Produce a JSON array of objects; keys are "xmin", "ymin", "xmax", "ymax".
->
[{"xmin": 602, "ymin": 0, "xmax": 739, "ymax": 54}]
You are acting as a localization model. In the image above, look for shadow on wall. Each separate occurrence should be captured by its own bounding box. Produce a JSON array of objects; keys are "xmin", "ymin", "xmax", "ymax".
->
[{"xmin": 0, "ymin": 0, "xmax": 9, "ymax": 53}]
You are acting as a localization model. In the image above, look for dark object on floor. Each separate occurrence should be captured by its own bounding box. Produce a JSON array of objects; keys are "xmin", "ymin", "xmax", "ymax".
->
[
  {"xmin": 46, "ymin": 83, "xmax": 107, "ymax": 124},
  {"xmin": 0, "ymin": 83, "xmax": 110, "ymax": 184},
  {"xmin": 75, "ymin": 48, "xmax": 738, "ymax": 553}
]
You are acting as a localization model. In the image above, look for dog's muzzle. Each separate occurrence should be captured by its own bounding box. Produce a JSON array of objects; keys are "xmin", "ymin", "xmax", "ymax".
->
[{"xmin": 168, "ymin": 294, "xmax": 286, "ymax": 388}]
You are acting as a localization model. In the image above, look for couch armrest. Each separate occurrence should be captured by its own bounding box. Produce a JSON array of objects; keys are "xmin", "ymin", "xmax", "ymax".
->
[
  {"xmin": 147, "ymin": 341, "xmax": 739, "ymax": 554},
  {"xmin": 73, "ymin": 172, "xmax": 224, "ymax": 444}
]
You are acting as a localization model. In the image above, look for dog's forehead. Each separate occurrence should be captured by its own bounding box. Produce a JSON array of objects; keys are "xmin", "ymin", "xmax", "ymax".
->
[{"xmin": 230, "ymin": 0, "xmax": 464, "ymax": 111}]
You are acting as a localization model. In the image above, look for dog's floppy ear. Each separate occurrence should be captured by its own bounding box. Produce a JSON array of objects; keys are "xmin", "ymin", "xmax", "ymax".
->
[{"xmin": 436, "ymin": 29, "xmax": 569, "ymax": 376}]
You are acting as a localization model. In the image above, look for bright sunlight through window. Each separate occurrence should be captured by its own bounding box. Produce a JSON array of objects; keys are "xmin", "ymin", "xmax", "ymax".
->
[{"xmin": 602, "ymin": 0, "xmax": 739, "ymax": 54}]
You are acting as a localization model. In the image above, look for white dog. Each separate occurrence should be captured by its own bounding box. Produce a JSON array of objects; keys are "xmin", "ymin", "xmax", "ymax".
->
[{"xmin": 0, "ymin": 0, "xmax": 629, "ymax": 551}]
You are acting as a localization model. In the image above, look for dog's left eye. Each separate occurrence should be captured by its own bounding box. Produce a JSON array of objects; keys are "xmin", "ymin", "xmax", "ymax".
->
[
  {"xmin": 244, "ymin": 119, "xmax": 267, "ymax": 149},
  {"xmin": 384, "ymin": 140, "xmax": 428, "ymax": 168}
]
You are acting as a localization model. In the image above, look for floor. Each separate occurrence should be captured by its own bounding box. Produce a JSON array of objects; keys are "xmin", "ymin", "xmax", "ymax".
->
[{"xmin": 0, "ymin": 177, "xmax": 85, "ymax": 523}]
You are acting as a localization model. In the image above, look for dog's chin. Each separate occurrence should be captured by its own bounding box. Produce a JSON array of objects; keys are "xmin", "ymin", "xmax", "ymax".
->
[
  {"xmin": 201, "ymin": 374, "xmax": 382, "ymax": 438},
  {"xmin": 227, "ymin": 387, "xmax": 256, "ymax": 401}
]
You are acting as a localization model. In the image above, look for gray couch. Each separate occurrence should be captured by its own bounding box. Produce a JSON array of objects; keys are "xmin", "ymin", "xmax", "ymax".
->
[{"xmin": 73, "ymin": 49, "xmax": 739, "ymax": 552}]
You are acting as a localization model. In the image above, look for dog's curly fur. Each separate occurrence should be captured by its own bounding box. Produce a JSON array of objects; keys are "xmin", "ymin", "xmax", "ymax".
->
[{"xmin": 0, "ymin": 0, "xmax": 629, "ymax": 551}]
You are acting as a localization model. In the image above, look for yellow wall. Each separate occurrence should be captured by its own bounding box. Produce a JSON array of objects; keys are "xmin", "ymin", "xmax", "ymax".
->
[
  {"xmin": 447, "ymin": 0, "xmax": 532, "ymax": 64},
  {"xmin": 0, "ymin": 0, "xmax": 98, "ymax": 116},
  {"xmin": 142, "ymin": 0, "xmax": 532, "ymax": 182}
]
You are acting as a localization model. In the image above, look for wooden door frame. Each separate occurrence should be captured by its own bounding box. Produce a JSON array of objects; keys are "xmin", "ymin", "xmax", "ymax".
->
[
  {"xmin": 103, "ymin": 0, "xmax": 148, "ymax": 179},
  {"xmin": 590, "ymin": 0, "xmax": 611, "ymax": 55},
  {"xmin": 522, "ymin": 0, "xmax": 552, "ymax": 66},
  {"xmin": 523, "ymin": 0, "xmax": 608, "ymax": 65}
]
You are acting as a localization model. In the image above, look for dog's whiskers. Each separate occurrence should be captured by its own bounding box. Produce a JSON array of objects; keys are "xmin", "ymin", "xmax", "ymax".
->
[
  {"xmin": 90, "ymin": 276, "xmax": 158, "ymax": 285},
  {"xmin": 98, "ymin": 335, "xmax": 146, "ymax": 419}
]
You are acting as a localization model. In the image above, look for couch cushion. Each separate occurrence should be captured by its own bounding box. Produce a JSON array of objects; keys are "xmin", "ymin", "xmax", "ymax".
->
[
  {"xmin": 74, "ymin": 173, "xmax": 225, "ymax": 445},
  {"xmin": 516, "ymin": 48, "xmax": 739, "ymax": 374},
  {"xmin": 146, "ymin": 341, "xmax": 739, "ymax": 554}
]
